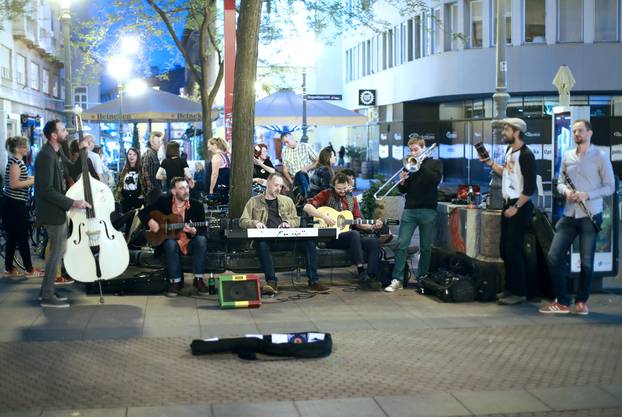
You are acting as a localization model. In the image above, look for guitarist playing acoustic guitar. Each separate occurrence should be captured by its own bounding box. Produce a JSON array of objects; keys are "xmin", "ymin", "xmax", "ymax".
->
[
  {"xmin": 304, "ymin": 172, "xmax": 384, "ymax": 290},
  {"xmin": 138, "ymin": 176, "xmax": 209, "ymax": 297}
]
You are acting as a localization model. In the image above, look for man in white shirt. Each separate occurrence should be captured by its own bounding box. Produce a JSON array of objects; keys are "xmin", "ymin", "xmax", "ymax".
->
[
  {"xmin": 479, "ymin": 118, "xmax": 536, "ymax": 305},
  {"xmin": 81, "ymin": 134, "xmax": 104, "ymax": 181}
]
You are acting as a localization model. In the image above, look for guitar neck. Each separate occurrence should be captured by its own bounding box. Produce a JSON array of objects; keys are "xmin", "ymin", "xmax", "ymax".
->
[{"xmin": 166, "ymin": 221, "xmax": 211, "ymax": 230}]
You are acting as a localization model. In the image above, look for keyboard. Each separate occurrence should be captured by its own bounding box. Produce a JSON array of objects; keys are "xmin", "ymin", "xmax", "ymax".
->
[{"xmin": 226, "ymin": 228, "xmax": 338, "ymax": 239}]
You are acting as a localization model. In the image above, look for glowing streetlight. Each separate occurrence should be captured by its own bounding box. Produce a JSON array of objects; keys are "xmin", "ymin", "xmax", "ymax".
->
[
  {"xmin": 120, "ymin": 36, "xmax": 141, "ymax": 55},
  {"xmin": 107, "ymin": 55, "xmax": 132, "ymax": 82},
  {"xmin": 126, "ymin": 78, "xmax": 148, "ymax": 97}
]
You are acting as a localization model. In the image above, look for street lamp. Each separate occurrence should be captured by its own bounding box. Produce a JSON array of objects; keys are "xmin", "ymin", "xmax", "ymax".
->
[
  {"xmin": 59, "ymin": 0, "xmax": 74, "ymax": 131},
  {"xmin": 488, "ymin": 0, "xmax": 510, "ymax": 210},
  {"xmin": 107, "ymin": 54, "xmax": 132, "ymax": 170},
  {"xmin": 297, "ymin": 37, "xmax": 320, "ymax": 144},
  {"xmin": 107, "ymin": 34, "xmax": 141, "ymax": 169}
]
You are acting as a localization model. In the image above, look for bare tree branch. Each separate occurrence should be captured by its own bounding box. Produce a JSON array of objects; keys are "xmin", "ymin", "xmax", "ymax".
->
[{"xmin": 145, "ymin": 0, "xmax": 203, "ymax": 86}]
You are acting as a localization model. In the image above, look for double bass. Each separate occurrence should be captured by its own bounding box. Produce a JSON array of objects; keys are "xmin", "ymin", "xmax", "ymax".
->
[{"xmin": 63, "ymin": 110, "xmax": 129, "ymax": 283}]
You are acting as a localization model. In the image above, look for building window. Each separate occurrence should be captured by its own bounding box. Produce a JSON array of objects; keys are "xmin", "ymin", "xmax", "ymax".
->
[
  {"xmin": 594, "ymin": 0, "xmax": 619, "ymax": 42},
  {"xmin": 0, "ymin": 46, "xmax": 11, "ymax": 80},
  {"xmin": 387, "ymin": 28, "xmax": 394, "ymax": 68},
  {"xmin": 468, "ymin": 0, "xmax": 483, "ymax": 48},
  {"xmin": 16, "ymin": 54, "xmax": 26, "ymax": 85},
  {"xmin": 30, "ymin": 62, "xmax": 40, "ymax": 90},
  {"xmin": 445, "ymin": 3, "xmax": 459, "ymax": 51},
  {"xmin": 42, "ymin": 69, "xmax": 50, "ymax": 94},
  {"xmin": 74, "ymin": 86, "xmax": 88, "ymax": 110},
  {"xmin": 558, "ymin": 0, "xmax": 583, "ymax": 42},
  {"xmin": 400, "ymin": 22, "xmax": 407, "ymax": 64},
  {"xmin": 382, "ymin": 32, "xmax": 387, "ymax": 69},
  {"xmin": 424, "ymin": 11, "xmax": 432, "ymax": 55},
  {"xmin": 52, "ymin": 74, "xmax": 59, "ymax": 97},
  {"xmin": 433, "ymin": 7, "xmax": 442, "ymax": 53},
  {"xmin": 407, "ymin": 19, "xmax": 414, "ymax": 61},
  {"xmin": 492, "ymin": 0, "xmax": 512, "ymax": 45},
  {"xmin": 377, "ymin": 34, "xmax": 383, "ymax": 71},
  {"xmin": 524, "ymin": 0, "xmax": 546, "ymax": 43},
  {"xmin": 414, "ymin": 15, "xmax": 422, "ymax": 58}
]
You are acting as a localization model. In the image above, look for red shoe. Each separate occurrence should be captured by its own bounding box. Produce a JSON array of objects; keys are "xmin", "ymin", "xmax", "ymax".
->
[
  {"xmin": 25, "ymin": 268, "xmax": 45, "ymax": 278},
  {"xmin": 4, "ymin": 268, "xmax": 24, "ymax": 278},
  {"xmin": 539, "ymin": 301, "xmax": 570, "ymax": 314},
  {"xmin": 54, "ymin": 275, "xmax": 75, "ymax": 285},
  {"xmin": 574, "ymin": 302, "xmax": 589, "ymax": 315}
]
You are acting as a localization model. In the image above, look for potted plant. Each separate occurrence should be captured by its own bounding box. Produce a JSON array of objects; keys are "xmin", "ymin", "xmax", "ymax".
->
[
  {"xmin": 361, "ymin": 175, "xmax": 403, "ymax": 221},
  {"xmin": 345, "ymin": 145, "xmax": 365, "ymax": 175}
]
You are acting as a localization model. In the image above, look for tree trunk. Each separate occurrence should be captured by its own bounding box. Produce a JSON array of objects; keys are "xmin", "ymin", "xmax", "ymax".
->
[
  {"xmin": 199, "ymin": 0, "xmax": 223, "ymax": 160},
  {"xmin": 228, "ymin": 0, "xmax": 262, "ymax": 219}
]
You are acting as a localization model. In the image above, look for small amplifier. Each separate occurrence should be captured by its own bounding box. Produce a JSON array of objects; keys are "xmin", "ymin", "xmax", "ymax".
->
[{"xmin": 218, "ymin": 274, "xmax": 262, "ymax": 309}]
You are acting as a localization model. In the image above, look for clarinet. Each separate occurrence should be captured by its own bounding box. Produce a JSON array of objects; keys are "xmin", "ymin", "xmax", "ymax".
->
[{"xmin": 562, "ymin": 171, "xmax": 601, "ymax": 233}]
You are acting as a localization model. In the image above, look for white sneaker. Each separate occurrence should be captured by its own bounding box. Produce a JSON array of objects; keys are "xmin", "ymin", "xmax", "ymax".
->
[{"xmin": 384, "ymin": 279, "xmax": 403, "ymax": 292}]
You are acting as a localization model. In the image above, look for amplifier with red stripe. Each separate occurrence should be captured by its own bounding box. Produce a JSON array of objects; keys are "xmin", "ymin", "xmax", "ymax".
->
[{"xmin": 218, "ymin": 274, "xmax": 262, "ymax": 309}]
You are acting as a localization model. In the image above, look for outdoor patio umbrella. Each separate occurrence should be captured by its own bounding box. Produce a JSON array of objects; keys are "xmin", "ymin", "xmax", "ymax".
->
[
  {"xmin": 255, "ymin": 88, "xmax": 367, "ymax": 126},
  {"xmin": 82, "ymin": 88, "xmax": 208, "ymax": 122}
]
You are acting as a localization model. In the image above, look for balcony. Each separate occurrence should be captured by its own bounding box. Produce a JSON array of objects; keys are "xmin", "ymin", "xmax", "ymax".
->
[{"xmin": 11, "ymin": 15, "xmax": 37, "ymax": 45}]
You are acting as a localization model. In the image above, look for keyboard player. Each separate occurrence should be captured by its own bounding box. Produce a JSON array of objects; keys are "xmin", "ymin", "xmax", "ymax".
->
[{"xmin": 239, "ymin": 173, "xmax": 330, "ymax": 294}]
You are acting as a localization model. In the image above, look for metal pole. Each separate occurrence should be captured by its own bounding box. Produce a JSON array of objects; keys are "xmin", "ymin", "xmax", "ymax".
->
[
  {"xmin": 61, "ymin": 6, "xmax": 74, "ymax": 131},
  {"xmin": 488, "ymin": 0, "xmax": 509, "ymax": 210},
  {"xmin": 118, "ymin": 84, "xmax": 124, "ymax": 171},
  {"xmin": 301, "ymin": 67, "xmax": 308, "ymax": 143}
]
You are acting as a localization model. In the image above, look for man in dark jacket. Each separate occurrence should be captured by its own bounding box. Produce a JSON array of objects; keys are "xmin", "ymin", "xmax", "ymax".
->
[
  {"xmin": 139, "ymin": 176, "xmax": 208, "ymax": 297},
  {"xmin": 385, "ymin": 134, "xmax": 443, "ymax": 292},
  {"xmin": 35, "ymin": 120, "xmax": 90, "ymax": 308}
]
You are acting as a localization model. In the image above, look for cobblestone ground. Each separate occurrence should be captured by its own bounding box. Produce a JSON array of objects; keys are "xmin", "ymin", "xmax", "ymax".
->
[{"xmin": 0, "ymin": 323, "xmax": 621, "ymax": 411}]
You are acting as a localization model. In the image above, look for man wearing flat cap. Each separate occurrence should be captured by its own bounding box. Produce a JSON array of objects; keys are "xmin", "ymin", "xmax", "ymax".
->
[{"xmin": 478, "ymin": 118, "xmax": 536, "ymax": 305}]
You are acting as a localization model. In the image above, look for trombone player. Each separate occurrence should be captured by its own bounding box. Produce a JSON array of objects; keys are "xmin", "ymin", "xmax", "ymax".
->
[{"xmin": 385, "ymin": 134, "xmax": 443, "ymax": 292}]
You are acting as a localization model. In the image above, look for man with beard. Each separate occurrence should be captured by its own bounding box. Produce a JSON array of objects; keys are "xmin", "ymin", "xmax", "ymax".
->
[
  {"xmin": 139, "ymin": 177, "xmax": 208, "ymax": 297},
  {"xmin": 240, "ymin": 173, "xmax": 328, "ymax": 294},
  {"xmin": 479, "ymin": 118, "xmax": 536, "ymax": 305},
  {"xmin": 540, "ymin": 120, "xmax": 614, "ymax": 315},
  {"xmin": 35, "ymin": 120, "xmax": 91, "ymax": 308},
  {"xmin": 304, "ymin": 172, "xmax": 384, "ymax": 289}
]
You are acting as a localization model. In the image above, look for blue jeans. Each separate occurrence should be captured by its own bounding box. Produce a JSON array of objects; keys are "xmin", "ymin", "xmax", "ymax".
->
[
  {"xmin": 162, "ymin": 236, "xmax": 208, "ymax": 282},
  {"xmin": 293, "ymin": 171, "xmax": 310, "ymax": 198},
  {"xmin": 392, "ymin": 208, "xmax": 437, "ymax": 281},
  {"xmin": 40, "ymin": 223, "xmax": 67, "ymax": 300},
  {"xmin": 255, "ymin": 239, "xmax": 319, "ymax": 284},
  {"xmin": 547, "ymin": 214, "xmax": 601, "ymax": 306},
  {"xmin": 326, "ymin": 230, "xmax": 380, "ymax": 276}
]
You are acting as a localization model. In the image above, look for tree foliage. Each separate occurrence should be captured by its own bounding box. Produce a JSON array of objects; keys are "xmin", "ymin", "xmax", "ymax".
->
[{"xmin": 74, "ymin": 0, "xmax": 223, "ymax": 149}]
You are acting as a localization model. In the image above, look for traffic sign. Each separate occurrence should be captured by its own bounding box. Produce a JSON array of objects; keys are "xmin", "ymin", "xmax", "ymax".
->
[{"xmin": 306, "ymin": 94, "xmax": 343, "ymax": 101}]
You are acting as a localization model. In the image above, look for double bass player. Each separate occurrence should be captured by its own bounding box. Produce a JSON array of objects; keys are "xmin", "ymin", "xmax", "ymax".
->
[{"xmin": 35, "ymin": 120, "xmax": 90, "ymax": 308}]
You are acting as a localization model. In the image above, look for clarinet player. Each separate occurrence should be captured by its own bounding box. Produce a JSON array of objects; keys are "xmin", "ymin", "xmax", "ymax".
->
[{"xmin": 540, "ymin": 120, "xmax": 615, "ymax": 315}]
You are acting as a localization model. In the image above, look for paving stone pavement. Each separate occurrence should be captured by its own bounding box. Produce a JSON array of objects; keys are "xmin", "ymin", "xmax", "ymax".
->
[
  {"xmin": 1, "ymin": 271, "xmax": 622, "ymax": 416},
  {"xmin": 0, "ymin": 323, "xmax": 621, "ymax": 411}
]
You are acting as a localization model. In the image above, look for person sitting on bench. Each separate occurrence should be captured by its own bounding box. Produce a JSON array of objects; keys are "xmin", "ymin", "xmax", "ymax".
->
[
  {"xmin": 239, "ymin": 173, "xmax": 329, "ymax": 294},
  {"xmin": 139, "ymin": 177, "xmax": 208, "ymax": 297},
  {"xmin": 303, "ymin": 173, "xmax": 383, "ymax": 290}
]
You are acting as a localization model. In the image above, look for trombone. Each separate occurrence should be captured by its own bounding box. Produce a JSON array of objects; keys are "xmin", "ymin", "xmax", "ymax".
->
[{"xmin": 373, "ymin": 143, "xmax": 437, "ymax": 200}]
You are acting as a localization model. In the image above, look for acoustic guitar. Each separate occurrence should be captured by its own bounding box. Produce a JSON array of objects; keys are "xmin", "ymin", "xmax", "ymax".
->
[
  {"xmin": 313, "ymin": 206, "xmax": 398, "ymax": 236},
  {"xmin": 145, "ymin": 210, "xmax": 220, "ymax": 246}
]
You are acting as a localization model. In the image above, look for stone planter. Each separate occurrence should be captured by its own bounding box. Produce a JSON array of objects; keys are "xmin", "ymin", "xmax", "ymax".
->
[{"xmin": 373, "ymin": 195, "xmax": 404, "ymax": 225}]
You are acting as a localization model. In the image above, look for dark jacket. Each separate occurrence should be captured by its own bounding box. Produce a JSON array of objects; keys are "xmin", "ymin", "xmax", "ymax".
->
[
  {"xmin": 34, "ymin": 142, "xmax": 75, "ymax": 225},
  {"xmin": 138, "ymin": 193, "xmax": 206, "ymax": 255},
  {"xmin": 398, "ymin": 158, "xmax": 443, "ymax": 210}
]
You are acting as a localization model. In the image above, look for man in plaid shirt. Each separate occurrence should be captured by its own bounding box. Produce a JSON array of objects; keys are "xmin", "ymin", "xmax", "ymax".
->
[{"xmin": 281, "ymin": 132, "xmax": 317, "ymax": 199}]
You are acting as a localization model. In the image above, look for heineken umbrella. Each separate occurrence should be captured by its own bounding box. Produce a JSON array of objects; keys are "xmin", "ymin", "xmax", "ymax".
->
[
  {"xmin": 255, "ymin": 88, "xmax": 367, "ymax": 126},
  {"xmin": 82, "ymin": 88, "xmax": 206, "ymax": 122}
]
